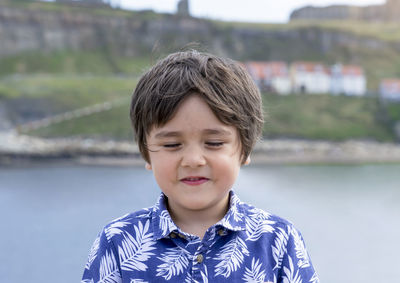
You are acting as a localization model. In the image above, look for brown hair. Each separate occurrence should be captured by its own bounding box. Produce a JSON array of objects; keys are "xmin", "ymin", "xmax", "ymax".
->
[{"xmin": 130, "ymin": 50, "xmax": 264, "ymax": 164}]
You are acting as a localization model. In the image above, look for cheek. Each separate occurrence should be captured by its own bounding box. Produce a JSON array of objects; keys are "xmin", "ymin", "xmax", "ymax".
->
[
  {"xmin": 151, "ymin": 156, "xmax": 176, "ymax": 181},
  {"xmin": 213, "ymin": 155, "xmax": 241, "ymax": 179}
]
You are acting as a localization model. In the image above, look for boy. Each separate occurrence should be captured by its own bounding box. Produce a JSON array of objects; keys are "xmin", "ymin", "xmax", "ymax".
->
[{"xmin": 82, "ymin": 50, "xmax": 319, "ymax": 282}]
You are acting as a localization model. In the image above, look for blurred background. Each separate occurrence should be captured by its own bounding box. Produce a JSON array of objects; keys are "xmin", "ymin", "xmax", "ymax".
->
[{"xmin": 0, "ymin": 0, "xmax": 400, "ymax": 282}]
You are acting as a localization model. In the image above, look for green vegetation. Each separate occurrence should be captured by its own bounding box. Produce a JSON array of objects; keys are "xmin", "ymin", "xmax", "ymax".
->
[
  {"xmin": 29, "ymin": 102, "xmax": 134, "ymax": 140},
  {"xmin": 0, "ymin": 74, "xmax": 135, "ymax": 101},
  {"xmin": 9, "ymin": 76, "xmax": 396, "ymax": 142},
  {"xmin": 263, "ymin": 93, "xmax": 395, "ymax": 141},
  {"xmin": 2, "ymin": 0, "xmax": 163, "ymax": 19},
  {"xmin": 0, "ymin": 75, "xmax": 137, "ymax": 129},
  {"xmin": 0, "ymin": 3, "xmax": 399, "ymax": 142},
  {"xmin": 214, "ymin": 20, "xmax": 400, "ymax": 42},
  {"xmin": 213, "ymin": 19, "xmax": 400, "ymax": 91},
  {"xmin": 0, "ymin": 51, "xmax": 152, "ymax": 77},
  {"xmin": 386, "ymin": 103, "xmax": 400, "ymax": 121}
]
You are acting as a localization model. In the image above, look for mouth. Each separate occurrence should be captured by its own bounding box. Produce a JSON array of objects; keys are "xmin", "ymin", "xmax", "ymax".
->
[{"xmin": 180, "ymin": 176, "xmax": 209, "ymax": 186}]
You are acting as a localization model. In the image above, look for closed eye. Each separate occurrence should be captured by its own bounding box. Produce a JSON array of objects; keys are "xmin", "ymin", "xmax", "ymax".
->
[
  {"xmin": 206, "ymin": 142, "xmax": 224, "ymax": 147},
  {"xmin": 163, "ymin": 143, "xmax": 181, "ymax": 148}
]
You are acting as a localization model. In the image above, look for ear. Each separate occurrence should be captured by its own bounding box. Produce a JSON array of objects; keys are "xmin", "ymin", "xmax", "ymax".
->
[
  {"xmin": 244, "ymin": 156, "xmax": 251, "ymax": 165},
  {"xmin": 145, "ymin": 162, "xmax": 152, "ymax": 170}
]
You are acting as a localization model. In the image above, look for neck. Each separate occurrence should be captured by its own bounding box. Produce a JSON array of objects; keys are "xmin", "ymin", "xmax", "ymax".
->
[{"xmin": 167, "ymin": 196, "xmax": 230, "ymax": 239}]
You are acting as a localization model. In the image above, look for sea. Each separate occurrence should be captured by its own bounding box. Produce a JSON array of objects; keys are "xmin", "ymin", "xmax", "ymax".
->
[{"xmin": 0, "ymin": 163, "xmax": 399, "ymax": 283}]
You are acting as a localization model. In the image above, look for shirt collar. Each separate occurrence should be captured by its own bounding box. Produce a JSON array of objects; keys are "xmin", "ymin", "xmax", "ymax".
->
[
  {"xmin": 151, "ymin": 190, "xmax": 246, "ymax": 240},
  {"xmin": 151, "ymin": 193, "xmax": 179, "ymax": 240},
  {"xmin": 215, "ymin": 190, "xmax": 247, "ymax": 232}
]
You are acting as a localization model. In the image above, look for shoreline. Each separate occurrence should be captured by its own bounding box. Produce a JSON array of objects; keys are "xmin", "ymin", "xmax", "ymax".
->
[{"xmin": 2, "ymin": 132, "xmax": 400, "ymax": 166}]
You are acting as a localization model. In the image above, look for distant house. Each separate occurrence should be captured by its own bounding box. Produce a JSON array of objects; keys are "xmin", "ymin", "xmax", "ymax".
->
[
  {"xmin": 380, "ymin": 79, "xmax": 400, "ymax": 101},
  {"xmin": 245, "ymin": 61, "xmax": 291, "ymax": 94},
  {"xmin": 330, "ymin": 64, "xmax": 366, "ymax": 96},
  {"xmin": 290, "ymin": 62, "xmax": 331, "ymax": 94}
]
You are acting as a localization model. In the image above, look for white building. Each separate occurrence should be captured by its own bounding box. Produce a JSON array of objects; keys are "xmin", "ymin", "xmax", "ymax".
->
[
  {"xmin": 291, "ymin": 62, "xmax": 331, "ymax": 94},
  {"xmin": 331, "ymin": 64, "xmax": 366, "ymax": 96},
  {"xmin": 380, "ymin": 79, "xmax": 400, "ymax": 101},
  {"xmin": 245, "ymin": 61, "xmax": 291, "ymax": 95}
]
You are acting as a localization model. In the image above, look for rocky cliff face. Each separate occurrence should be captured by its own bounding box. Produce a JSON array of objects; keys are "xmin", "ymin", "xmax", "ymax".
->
[
  {"xmin": 1, "ymin": 3, "xmax": 399, "ymax": 63},
  {"xmin": 0, "ymin": 4, "xmax": 214, "ymax": 58},
  {"xmin": 290, "ymin": 0, "xmax": 400, "ymax": 22}
]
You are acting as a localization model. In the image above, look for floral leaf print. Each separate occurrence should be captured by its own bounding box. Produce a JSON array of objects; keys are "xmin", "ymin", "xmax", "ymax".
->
[
  {"xmin": 245, "ymin": 208, "xmax": 275, "ymax": 242},
  {"xmin": 111, "ymin": 213, "xmax": 130, "ymax": 223},
  {"xmin": 118, "ymin": 220, "xmax": 156, "ymax": 272},
  {"xmin": 214, "ymin": 237, "xmax": 250, "ymax": 278},
  {"xmin": 105, "ymin": 221, "xmax": 131, "ymax": 241},
  {"xmin": 282, "ymin": 255, "xmax": 302, "ymax": 283},
  {"xmin": 200, "ymin": 265, "xmax": 209, "ymax": 283},
  {"xmin": 130, "ymin": 279, "xmax": 148, "ymax": 283},
  {"xmin": 85, "ymin": 235, "xmax": 100, "ymax": 270},
  {"xmin": 156, "ymin": 247, "xmax": 189, "ymax": 280},
  {"xmin": 309, "ymin": 272, "xmax": 319, "ymax": 283},
  {"xmin": 136, "ymin": 208, "xmax": 152, "ymax": 218},
  {"xmin": 272, "ymin": 227, "xmax": 289, "ymax": 270},
  {"xmin": 229, "ymin": 194, "xmax": 245, "ymax": 222},
  {"xmin": 159, "ymin": 210, "xmax": 175, "ymax": 236},
  {"xmin": 207, "ymin": 227, "xmax": 217, "ymax": 246},
  {"xmin": 291, "ymin": 228, "xmax": 310, "ymax": 269},
  {"xmin": 185, "ymin": 273, "xmax": 193, "ymax": 283},
  {"xmin": 184, "ymin": 265, "xmax": 208, "ymax": 283},
  {"xmin": 242, "ymin": 257, "xmax": 266, "ymax": 283},
  {"xmin": 99, "ymin": 250, "xmax": 122, "ymax": 283}
]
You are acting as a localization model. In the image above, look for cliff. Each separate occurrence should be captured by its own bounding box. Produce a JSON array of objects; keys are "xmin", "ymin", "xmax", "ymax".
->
[
  {"xmin": 1, "ymin": 2, "xmax": 400, "ymax": 158},
  {"xmin": 1, "ymin": 1, "xmax": 400, "ymax": 70},
  {"xmin": 290, "ymin": 0, "xmax": 400, "ymax": 22}
]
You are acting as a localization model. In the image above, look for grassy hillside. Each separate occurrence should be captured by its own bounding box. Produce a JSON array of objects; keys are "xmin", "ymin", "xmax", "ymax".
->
[
  {"xmin": 28, "ymin": 93, "xmax": 396, "ymax": 142},
  {"xmin": 5, "ymin": 75, "xmax": 394, "ymax": 142},
  {"xmin": 1, "ymin": 3, "xmax": 399, "ymax": 142},
  {"xmin": 0, "ymin": 51, "xmax": 152, "ymax": 77},
  {"xmin": 1, "ymin": 2, "xmax": 400, "ymax": 90},
  {"xmin": 28, "ymin": 102, "xmax": 134, "ymax": 141},
  {"xmin": 263, "ymin": 93, "xmax": 394, "ymax": 141},
  {"xmin": 218, "ymin": 20, "xmax": 400, "ymax": 42},
  {"xmin": 2, "ymin": 0, "xmax": 161, "ymax": 19},
  {"xmin": 0, "ymin": 75, "xmax": 136, "ymax": 126}
]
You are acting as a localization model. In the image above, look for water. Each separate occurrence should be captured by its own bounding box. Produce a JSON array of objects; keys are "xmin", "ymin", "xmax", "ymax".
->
[{"xmin": 0, "ymin": 164, "xmax": 399, "ymax": 283}]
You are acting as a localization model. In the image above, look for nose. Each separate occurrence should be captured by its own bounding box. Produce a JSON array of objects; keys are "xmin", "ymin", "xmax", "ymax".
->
[{"xmin": 180, "ymin": 145, "xmax": 206, "ymax": 168}]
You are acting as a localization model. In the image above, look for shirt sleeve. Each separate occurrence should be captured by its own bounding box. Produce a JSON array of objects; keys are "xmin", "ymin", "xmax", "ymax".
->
[
  {"xmin": 277, "ymin": 224, "xmax": 319, "ymax": 283},
  {"xmin": 81, "ymin": 228, "xmax": 122, "ymax": 283}
]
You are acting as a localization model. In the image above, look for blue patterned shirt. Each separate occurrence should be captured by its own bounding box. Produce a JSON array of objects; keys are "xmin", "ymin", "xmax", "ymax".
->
[{"xmin": 82, "ymin": 191, "xmax": 319, "ymax": 283}]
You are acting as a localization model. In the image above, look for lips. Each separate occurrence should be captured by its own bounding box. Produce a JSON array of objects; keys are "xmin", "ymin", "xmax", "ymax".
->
[{"xmin": 180, "ymin": 176, "xmax": 209, "ymax": 186}]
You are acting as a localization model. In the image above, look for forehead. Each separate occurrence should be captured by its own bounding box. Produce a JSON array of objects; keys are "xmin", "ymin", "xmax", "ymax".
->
[{"xmin": 148, "ymin": 95, "xmax": 237, "ymax": 138}]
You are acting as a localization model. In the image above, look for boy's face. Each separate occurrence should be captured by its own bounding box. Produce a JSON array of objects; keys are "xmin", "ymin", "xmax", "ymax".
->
[{"xmin": 146, "ymin": 94, "xmax": 248, "ymax": 218}]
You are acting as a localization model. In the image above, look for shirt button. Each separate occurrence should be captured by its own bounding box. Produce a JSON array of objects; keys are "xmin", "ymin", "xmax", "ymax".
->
[
  {"xmin": 196, "ymin": 254, "xmax": 204, "ymax": 263},
  {"xmin": 170, "ymin": 233, "xmax": 177, "ymax": 238},
  {"xmin": 217, "ymin": 229, "xmax": 225, "ymax": 236}
]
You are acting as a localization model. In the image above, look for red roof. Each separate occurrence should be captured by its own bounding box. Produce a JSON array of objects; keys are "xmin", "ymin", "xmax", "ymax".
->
[
  {"xmin": 340, "ymin": 65, "xmax": 364, "ymax": 76},
  {"xmin": 245, "ymin": 61, "xmax": 288, "ymax": 80},
  {"xmin": 292, "ymin": 61, "xmax": 329, "ymax": 74},
  {"xmin": 381, "ymin": 79, "xmax": 400, "ymax": 90}
]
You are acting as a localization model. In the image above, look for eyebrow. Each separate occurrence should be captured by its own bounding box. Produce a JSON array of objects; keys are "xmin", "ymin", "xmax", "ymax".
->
[
  {"xmin": 154, "ymin": 128, "xmax": 232, "ymax": 139},
  {"xmin": 203, "ymin": 128, "xmax": 232, "ymax": 136},
  {"xmin": 154, "ymin": 131, "xmax": 181, "ymax": 139}
]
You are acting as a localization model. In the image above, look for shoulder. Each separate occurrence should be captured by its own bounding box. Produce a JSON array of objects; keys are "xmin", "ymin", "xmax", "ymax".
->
[
  {"xmin": 238, "ymin": 200, "xmax": 304, "ymax": 243},
  {"xmin": 101, "ymin": 207, "xmax": 154, "ymax": 242},
  {"xmin": 241, "ymin": 201, "xmax": 294, "ymax": 229},
  {"xmin": 236, "ymin": 201, "xmax": 319, "ymax": 282}
]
